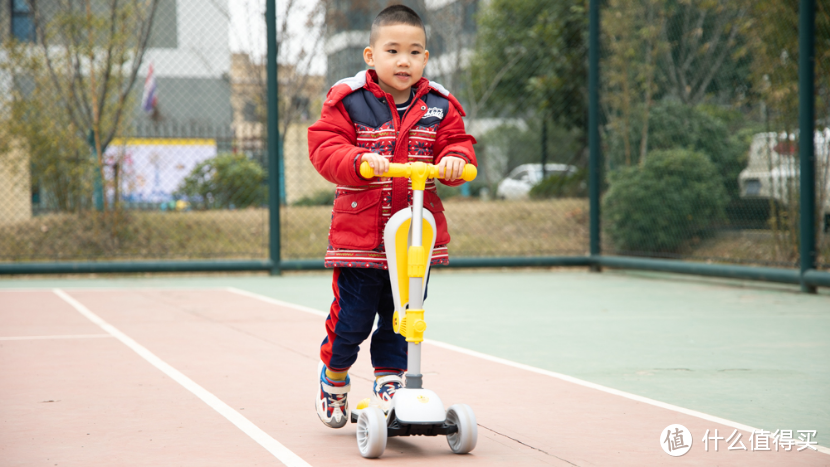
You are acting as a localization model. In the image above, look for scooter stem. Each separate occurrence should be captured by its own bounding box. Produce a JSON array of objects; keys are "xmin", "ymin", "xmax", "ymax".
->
[{"xmin": 359, "ymin": 161, "xmax": 476, "ymax": 388}]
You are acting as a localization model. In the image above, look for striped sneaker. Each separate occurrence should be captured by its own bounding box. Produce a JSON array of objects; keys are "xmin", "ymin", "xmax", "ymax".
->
[
  {"xmin": 372, "ymin": 373, "xmax": 403, "ymax": 414},
  {"xmin": 316, "ymin": 362, "xmax": 350, "ymax": 428}
]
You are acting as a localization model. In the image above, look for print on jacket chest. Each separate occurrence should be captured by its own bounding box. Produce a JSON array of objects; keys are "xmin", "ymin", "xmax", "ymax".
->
[{"xmin": 355, "ymin": 122, "xmax": 440, "ymax": 158}]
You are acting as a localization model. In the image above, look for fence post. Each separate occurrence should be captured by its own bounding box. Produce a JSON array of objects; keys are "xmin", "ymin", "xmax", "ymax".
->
[
  {"xmin": 88, "ymin": 130, "xmax": 104, "ymax": 211},
  {"xmin": 588, "ymin": 0, "xmax": 601, "ymax": 272},
  {"xmin": 799, "ymin": 0, "xmax": 816, "ymax": 293},
  {"xmin": 266, "ymin": 0, "xmax": 282, "ymax": 276}
]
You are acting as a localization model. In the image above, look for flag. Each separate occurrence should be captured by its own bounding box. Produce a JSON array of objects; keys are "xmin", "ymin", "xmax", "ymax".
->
[{"xmin": 141, "ymin": 62, "xmax": 158, "ymax": 114}]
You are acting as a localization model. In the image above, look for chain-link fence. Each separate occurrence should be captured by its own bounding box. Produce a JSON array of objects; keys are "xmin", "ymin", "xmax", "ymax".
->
[
  {"xmin": 0, "ymin": 0, "xmax": 826, "ymax": 274},
  {"xmin": 0, "ymin": 0, "xmax": 268, "ymax": 263},
  {"xmin": 598, "ymin": 0, "xmax": 829, "ymax": 271},
  {"xmin": 286, "ymin": 0, "xmax": 590, "ymax": 262}
]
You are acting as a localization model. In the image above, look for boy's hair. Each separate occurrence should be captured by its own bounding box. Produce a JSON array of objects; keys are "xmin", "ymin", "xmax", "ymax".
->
[{"xmin": 370, "ymin": 5, "xmax": 426, "ymax": 46}]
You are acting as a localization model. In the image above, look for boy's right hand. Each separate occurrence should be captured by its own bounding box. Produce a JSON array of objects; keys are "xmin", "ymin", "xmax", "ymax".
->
[{"xmin": 360, "ymin": 153, "xmax": 390, "ymax": 177}]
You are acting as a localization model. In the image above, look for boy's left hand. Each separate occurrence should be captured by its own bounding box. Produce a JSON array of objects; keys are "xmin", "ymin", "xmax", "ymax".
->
[{"xmin": 436, "ymin": 156, "xmax": 466, "ymax": 181}]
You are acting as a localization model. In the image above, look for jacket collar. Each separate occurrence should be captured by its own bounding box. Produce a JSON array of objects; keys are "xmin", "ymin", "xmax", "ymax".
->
[{"xmin": 325, "ymin": 69, "xmax": 466, "ymax": 116}]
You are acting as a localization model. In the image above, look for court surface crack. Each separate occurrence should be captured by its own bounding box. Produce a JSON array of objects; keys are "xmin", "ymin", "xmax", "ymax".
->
[{"xmin": 478, "ymin": 424, "xmax": 581, "ymax": 466}]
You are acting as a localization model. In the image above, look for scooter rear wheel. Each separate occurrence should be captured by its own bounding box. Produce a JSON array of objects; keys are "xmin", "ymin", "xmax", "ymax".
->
[
  {"xmin": 356, "ymin": 407, "xmax": 387, "ymax": 458},
  {"xmin": 446, "ymin": 404, "xmax": 477, "ymax": 454}
]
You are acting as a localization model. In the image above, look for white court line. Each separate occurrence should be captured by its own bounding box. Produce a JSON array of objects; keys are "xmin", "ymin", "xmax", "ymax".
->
[
  {"xmin": 0, "ymin": 334, "xmax": 112, "ymax": 341},
  {"xmin": 52, "ymin": 288, "xmax": 312, "ymax": 467},
  {"xmin": 227, "ymin": 286, "xmax": 830, "ymax": 456},
  {"xmin": 0, "ymin": 287, "xmax": 222, "ymax": 292},
  {"xmin": 226, "ymin": 287, "xmax": 328, "ymax": 317}
]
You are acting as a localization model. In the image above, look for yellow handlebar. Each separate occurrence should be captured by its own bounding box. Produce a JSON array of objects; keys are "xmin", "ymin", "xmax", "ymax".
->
[{"xmin": 359, "ymin": 161, "xmax": 477, "ymax": 191}]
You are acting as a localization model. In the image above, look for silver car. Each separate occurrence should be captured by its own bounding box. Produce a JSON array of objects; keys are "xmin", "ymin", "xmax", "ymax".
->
[{"xmin": 496, "ymin": 163, "xmax": 578, "ymax": 200}]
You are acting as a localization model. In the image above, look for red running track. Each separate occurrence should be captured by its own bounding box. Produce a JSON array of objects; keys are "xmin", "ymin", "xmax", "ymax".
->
[{"xmin": 1, "ymin": 288, "xmax": 827, "ymax": 466}]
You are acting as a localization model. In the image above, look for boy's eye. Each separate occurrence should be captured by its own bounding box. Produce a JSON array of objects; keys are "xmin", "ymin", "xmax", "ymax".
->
[
  {"xmin": 411, "ymin": 51, "xmax": 420, "ymax": 55},
  {"xmin": 387, "ymin": 49, "xmax": 397, "ymax": 54}
]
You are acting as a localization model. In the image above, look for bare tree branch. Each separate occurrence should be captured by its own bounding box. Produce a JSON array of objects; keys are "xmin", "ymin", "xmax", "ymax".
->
[
  {"xmin": 29, "ymin": 0, "xmax": 89, "ymax": 137},
  {"xmin": 103, "ymin": 0, "xmax": 160, "ymax": 149},
  {"xmin": 659, "ymin": 22, "xmax": 680, "ymax": 96},
  {"xmin": 475, "ymin": 49, "xmax": 525, "ymax": 115},
  {"xmin": 695, "ymin": 7, "xmax": 729, "ymax": 75},
  {"xmin": 96, "ymin": 0, "xmax": 121, "ymax": 129},
  {"xmin": 678, "ymin": 9, "xmax": 707, "ymax": 75},
  {"xmin": 689, "ymin": 8, "xmax": 744, "ymax": 104}
]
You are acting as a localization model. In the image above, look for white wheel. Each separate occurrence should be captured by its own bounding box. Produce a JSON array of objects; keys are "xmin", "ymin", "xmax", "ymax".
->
[
  {"xmin": 446, "ymin": 404, "xmax": 477, "ymax": 454},
  {"xmin": 356, "ymin": 407, "xmax": 387, "ymax": 458}
]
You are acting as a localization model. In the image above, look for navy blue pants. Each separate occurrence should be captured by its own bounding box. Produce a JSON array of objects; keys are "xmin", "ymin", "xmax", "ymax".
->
[{"xmin": 320, "ymin": 267, "xmax": 428, "ymax": 372}]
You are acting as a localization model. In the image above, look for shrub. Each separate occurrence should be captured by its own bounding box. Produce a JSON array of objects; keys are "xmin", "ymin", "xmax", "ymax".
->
[
  {"xmin": 529, "ymin": 168, "xmax": 588, "ymax": 199},
  {"xmin": 603, "ymin": 148, "xmax": 727, "ymax": 254},
  {"xmin": 176, "ymin": 153, "xmax": 266, "ymax": 209},
  {"xmin": 607, "ymin": 100, "xmax": 748, "ymax": 200},
  {"xmin": 294, "ymin": 189, "xmax": 335, "ymax": 206}
]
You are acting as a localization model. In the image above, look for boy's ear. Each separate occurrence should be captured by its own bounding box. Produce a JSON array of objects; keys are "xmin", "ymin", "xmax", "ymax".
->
[
  {"xmin": 423, "ymin": 49, "xmax": 429, "ymax": 67},
  {"xmin": 363, "ymin": 46, "xmax": 374, "ymax": 67}
]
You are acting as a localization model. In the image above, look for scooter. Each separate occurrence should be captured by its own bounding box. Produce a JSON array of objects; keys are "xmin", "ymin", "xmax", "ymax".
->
[{"xmin": 350, "ymin": 161, "xmax": 478, "ymax": 458}]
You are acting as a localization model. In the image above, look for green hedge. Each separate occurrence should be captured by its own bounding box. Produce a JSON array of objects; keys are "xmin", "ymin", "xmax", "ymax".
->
[
  {"xmin": 529, "ymin": 168, "xmax": 588, "ymax": 199},
  {"xmin": 603, "ymin": 148, "xmax": 727, "ymax": 254},
  {"xmin": 176, "ymin": 153, "xmax": 266, "ymax": 209}
]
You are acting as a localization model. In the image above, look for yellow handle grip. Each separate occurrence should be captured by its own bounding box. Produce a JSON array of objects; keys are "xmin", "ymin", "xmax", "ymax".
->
[{"xmin": 359, "ymin": 161, "xmax": 477, "ymax": 182}]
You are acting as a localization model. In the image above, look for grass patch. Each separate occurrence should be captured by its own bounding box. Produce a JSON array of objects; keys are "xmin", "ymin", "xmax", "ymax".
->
[{"xmin": 2, "ymin": 200, "xmax": 826, "ymax": 270}]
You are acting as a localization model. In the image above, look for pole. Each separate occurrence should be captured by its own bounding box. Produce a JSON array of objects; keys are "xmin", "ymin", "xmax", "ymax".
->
[
  {"xmin": 588, "ymin": 0, "xmax": 601, "ymax": 271},
  {"xmin": 798, "ymin": 0, "xmax": 816, "ymax": 293},
  {"xmin": 88, "ymin": 130, "xmax": 104, "ymax": 211},
  {"xmin": 541, "ymin": 116, "xmax": 548, "ymax": 179},
  {"xmin": 266, "ymin": 0, "xmax": 282, "ymax": 275}
]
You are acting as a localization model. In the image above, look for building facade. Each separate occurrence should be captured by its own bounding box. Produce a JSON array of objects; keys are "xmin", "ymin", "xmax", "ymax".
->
[{"xmin": 1, "ymin": 0, "xmax": 233, "ymax": 138}]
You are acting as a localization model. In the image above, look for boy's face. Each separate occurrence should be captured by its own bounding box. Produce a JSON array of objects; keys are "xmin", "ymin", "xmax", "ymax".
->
[{"xmin": 363, "ymin": 23, "xmax": 429, "ymax": 103}]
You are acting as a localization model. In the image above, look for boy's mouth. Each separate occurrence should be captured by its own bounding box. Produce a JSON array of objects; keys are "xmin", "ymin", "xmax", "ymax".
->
[{"xmin": 394, "ymin": 72, "xmax": 411, "ymax": 80}]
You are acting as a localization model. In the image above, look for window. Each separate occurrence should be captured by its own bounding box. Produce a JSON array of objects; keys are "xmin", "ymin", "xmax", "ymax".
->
[
  {"xmin": 11, "ymin": 0, "xmax": 35, "ymax": 42},
  {"xmin": 511, "ymin": 169, "xmax": 530, "ymax": 182}
]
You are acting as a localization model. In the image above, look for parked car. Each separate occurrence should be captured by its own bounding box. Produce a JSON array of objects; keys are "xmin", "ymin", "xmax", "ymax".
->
[
  {"xmin": 496, "ymin": 163, "xmax": 578, "ymax": 200},
  {"xmin": 738, "ymin": 129, "xmax": 830, "ymax": 230}
]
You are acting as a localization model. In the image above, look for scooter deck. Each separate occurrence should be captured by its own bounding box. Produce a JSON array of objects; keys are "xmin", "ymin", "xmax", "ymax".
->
[{"xmin": 350, "ymin": 408, "xmax": 457, "ymax": 437}]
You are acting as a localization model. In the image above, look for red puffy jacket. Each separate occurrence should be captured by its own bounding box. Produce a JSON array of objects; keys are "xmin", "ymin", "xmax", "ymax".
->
[{"xmin": 308, "ymin": 70, "xmax": 476, "ymax": 266}]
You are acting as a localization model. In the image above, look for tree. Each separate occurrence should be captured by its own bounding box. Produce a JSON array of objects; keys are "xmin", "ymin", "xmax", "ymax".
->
[
  {"xmin": 602, "ymin": 0, "xmax": 754, "ymax": 169},
  {"xmin": 26, "ymin": 0, "xmax": 161, "ymax": 212},
  {"xmin": 606, "ymin": 99, "xmax": 747, "ymax": 198},
  {"xmin": 746, "ymin": 0, "xmax": 830, "ymax": 264},
  {"xmin": 466, "ymin": 0, "xmax": 588, "ymax": 184},
  {"xmin": 469, "ymin": 0, "xmax": 587, "ymax": 125},
  {"xmin": 218, "ymin": 0, "xmax": 327, "ymax": 205},
  {"xmin": 1, "ymin": 42, "xmax": 93, "ymax": 212},
  {"xmin": 423, "ymin": 0, "xmax": 477, "ymax": 95},
  {"xmin": 602, "ymin": 0, "xmax": 666, "ymax": 166},
  {"xmin": 658, "ymin": 0, "xmax": 752, "ymax": 107},
  {"xmin": 223, "ymin": 0, "xmax": 327, "ymax": 141}
]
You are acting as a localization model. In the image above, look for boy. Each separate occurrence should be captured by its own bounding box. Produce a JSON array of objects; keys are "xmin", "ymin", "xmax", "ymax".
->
[{"xmin": 307, "ymin": 4, "xmax": 476, "ymax": 429}]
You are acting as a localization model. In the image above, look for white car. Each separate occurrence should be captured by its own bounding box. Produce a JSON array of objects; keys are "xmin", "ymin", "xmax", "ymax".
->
[
  {"xmin": 496, "ymin": 163, "xmax": 578, "ymax": 200},
  {"xmin": 738, "ymin": 130, "xmax": 830, "ymax": 230}
]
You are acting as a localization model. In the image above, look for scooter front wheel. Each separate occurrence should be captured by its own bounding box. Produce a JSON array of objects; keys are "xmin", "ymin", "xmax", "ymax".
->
[
  {"xmin": 356, "ymin": 407, "xmax": 387, "ymax": 458},
  {"xmin": 446, "ymin": 404, "xmax": 477, "ymax": 454}
]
